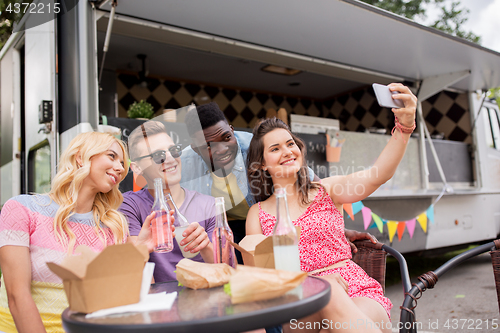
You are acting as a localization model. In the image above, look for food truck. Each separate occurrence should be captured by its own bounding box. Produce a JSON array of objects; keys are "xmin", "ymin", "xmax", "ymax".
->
[{"xmin": 1, "ymin": 0, "xmax": 500, "ymax": 254}]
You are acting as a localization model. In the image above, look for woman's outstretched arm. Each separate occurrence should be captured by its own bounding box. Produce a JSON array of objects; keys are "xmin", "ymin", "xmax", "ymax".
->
[
  {"xmin": 322, "ymin": 83, "xmax": 417, "ymax": 205},
  {"xmin": 0, "ymin": 246, "xmax": 46, "ymax": 333}
]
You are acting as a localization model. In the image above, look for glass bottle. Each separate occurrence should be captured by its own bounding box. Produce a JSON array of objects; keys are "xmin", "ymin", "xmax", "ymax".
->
[
  {"xmin": 165, "ymin": 193, "xmax": 199, "ymax": 258},
  {"xmin": 273, "ymin": 188, "xmax": 301, "ymax": 271},
  {"xmin": 212, "ymin": 197, "xmax": 236, "ymax": 268},
  {"xmin": 151, "ymin": 178, "xmax": 174, "ymax": 253}
]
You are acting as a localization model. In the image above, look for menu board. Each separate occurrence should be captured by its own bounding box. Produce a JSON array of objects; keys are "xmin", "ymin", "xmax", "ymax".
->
[{"xmin": 295, "ymin": 133, "xmax": 329, "ymax": 179}]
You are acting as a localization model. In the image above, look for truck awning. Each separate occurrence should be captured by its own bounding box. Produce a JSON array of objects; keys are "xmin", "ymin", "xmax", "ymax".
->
[{"xmin": 96, "ymin": 0, "xmax": 500, "ymax": 98}]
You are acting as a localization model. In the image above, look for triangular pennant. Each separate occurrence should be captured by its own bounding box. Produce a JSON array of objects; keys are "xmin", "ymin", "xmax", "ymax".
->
[
  {"xmin": 344, "ymin": 203, "xmax": 354, "ymax": 220},
  {"xmin": 417, "ymin": 212, "xmax": 427, "ymax": 233},
  {"xmin": 368, "ymin": 222, "xmax": 378, "ymax": 229},
  {"xmin": 371, "ymin": 212, "xmax": 383, "ymax": 233},
  {"xmin": 397, "ymin": 222, "xmax": 406, "ymax": 241},
  {"xmin": 382, "ymin": 219, "xmax": 388, "ymax": 225},
  {"xmin": 406, "ymin": 218, "xmax": 416, "ymax": 238},
  {"xmin": 426, "ymin": 205, "xmax": 434, "ymax": 224},
  {"xmin": 361, "ymin": 207, "xmax": 372, "ymax": 230},
  {"xmin": 133, "ymin": 173, "xmax": 147, "ymax": 192},
  {"xmin": 352, "ymin": 201, "xmax": 364, "ymax": 215},
  {"xmin": 387, "ymin": 221, "xmax": 398, "ymax": 243}
]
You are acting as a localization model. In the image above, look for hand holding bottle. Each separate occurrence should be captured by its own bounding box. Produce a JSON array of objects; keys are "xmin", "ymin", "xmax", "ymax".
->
[
  {"xmin": 137, "ymin": 210, "xmax": 176, "ymax": 253},
  {"xmin": 177, "ymin": 222, "xmax": 212, "ymax": 255},
  {"xmin": 166, "ymin": 193, "xmax": 202, "ymax": 259}
]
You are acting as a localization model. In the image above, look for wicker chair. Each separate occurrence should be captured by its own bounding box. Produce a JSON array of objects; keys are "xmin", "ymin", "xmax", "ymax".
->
[
  {"xmin": 351, "ymin": 240, "xmax": 388, "ymax": 292},
  {"xmin": 352, "ymin": 238, "xmax": 500, "ymax": 333}
]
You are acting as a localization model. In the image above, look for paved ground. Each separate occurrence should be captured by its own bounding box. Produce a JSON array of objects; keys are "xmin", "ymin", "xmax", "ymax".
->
[{"xmin": 385, "ymin": 253, "xmax": 500, "ymax": 333}]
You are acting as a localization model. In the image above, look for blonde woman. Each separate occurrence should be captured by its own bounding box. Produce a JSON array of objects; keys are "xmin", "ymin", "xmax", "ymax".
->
[{"xmin": 0, "ymin": 132, "xmax": 165, "ymax": 333}]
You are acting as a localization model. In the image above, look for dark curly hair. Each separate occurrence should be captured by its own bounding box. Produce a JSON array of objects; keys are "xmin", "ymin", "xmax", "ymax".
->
[
  {"xmin": 185, "ymin": 102, "xmax": 228, "ymax": 138},
  {"xmin": 246, "ymin": 117, "xmax": 321, "ymax": 204}
]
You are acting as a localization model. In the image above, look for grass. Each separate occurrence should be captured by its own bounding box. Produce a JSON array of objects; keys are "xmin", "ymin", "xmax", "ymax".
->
[{"xmin": 384, "ymin": 245, "xmax": 478, "ymax": 287}]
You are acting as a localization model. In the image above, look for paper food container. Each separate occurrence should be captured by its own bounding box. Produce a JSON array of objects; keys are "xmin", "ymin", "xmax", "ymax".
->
[
  {"xmin": 230, "ymin": 227, "xmax": 301, "ymax": 269},
  {"xmin": 231, "ymin": 235, "xmax": 275, "ymax": 268},
  {"xmin": 47, "ymin": 243, "xmax": 149, "ymax": 313}
]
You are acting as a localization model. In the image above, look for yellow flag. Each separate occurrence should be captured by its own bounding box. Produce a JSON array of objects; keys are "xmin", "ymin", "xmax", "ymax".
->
[
  {"xmin": 387, "ymin": 221, "xmax": 398, "ymax": 243},
  {"xmin": 417, "ymin": 212, "xmax": 427, "ymax": 233}
]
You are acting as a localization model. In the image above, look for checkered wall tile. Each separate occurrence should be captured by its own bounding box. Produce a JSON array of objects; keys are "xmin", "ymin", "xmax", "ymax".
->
[
  {"xmin": 421, "ymin": 90, "xmax": 470, "ymax": 143},
  {"xmin": 117, "ymin": 73, "xmax": 470, "ymax": 143}
]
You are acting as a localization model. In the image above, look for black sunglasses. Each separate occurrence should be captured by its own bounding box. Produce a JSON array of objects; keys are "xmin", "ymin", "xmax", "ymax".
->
[{"xmin": 133, "ymin": 145, "xmax": 182, "ymax": 164}]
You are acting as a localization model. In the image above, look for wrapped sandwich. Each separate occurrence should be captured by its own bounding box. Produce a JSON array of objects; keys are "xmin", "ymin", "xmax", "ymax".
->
[
  {"xmin": 175, "ymin": 259, "xmax": 235, "ymax": 289},
  {"xmin": 224, "ymin": 265, "xmax": 307, "ymax": 304}
]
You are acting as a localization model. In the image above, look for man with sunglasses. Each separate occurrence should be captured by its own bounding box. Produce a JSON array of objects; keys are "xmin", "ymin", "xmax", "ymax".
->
[
  {"xmin": 133, "ymin": 145, "xmax": 183, "ymax": 164},
  {"xmin": 119, "ymin": 121, "xmax": 216, "ymax": 283}
]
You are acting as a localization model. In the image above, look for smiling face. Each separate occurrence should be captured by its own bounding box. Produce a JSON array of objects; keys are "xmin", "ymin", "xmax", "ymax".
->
[
  {"xmin": 261, "ymin": 128, "xmax": 303, "ymax": 179},
  {"xmin": 131, "ymin": 132, "xmax": 182, "ymax": 188},
  {"xmin": 84, "ymin": 142, "xmax": 125, "ymax": 194},
  {"xmin": 191, "ymin": 120, "xmax": 238, "ymax": 175}
]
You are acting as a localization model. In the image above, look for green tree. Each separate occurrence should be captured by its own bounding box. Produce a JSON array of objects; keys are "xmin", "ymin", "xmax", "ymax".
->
[
  {"xmin": 363, "ymin": 1, "xmax": 499, "ymax": 105},
  {"xmin": 361, "ymin": 0, "xmax": 443, "ymax": 20},
  {"xmin": 489, "ymin": 87, "xmax": 500, "ymax": 107},
  {"xmin": 0, "ymin": 0, "xmax": 32, "ymax": 50},
  {"xmin": 361, "ymin": 0, "xmax": 480, "ymax": 44},
  {"xmin": 430, "ymin": 1, "xmax": 481, "ymax": 44}
]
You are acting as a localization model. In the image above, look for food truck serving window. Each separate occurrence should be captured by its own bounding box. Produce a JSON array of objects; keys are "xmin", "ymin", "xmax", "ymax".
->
[
  {"xmin": 483, "ymin": 107, "xmax": 500, "ymax": 150},
  {"xmin": 28, "ymin": 141, "xmax": 51, "ymax": 194}
]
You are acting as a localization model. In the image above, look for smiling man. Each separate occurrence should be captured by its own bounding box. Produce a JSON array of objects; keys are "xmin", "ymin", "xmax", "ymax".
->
[
  {"xmin": 180, "ymin": 102, "xmax": 316, "ymax": 263},
  {"xmin": 120, "ymin": 121, "xmax": 215, "ymax": 283}
]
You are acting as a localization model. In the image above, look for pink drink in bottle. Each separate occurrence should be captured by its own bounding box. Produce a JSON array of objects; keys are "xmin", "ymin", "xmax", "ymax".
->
[
  {"xmin": 212, "ymin": 197, "xmax": 236, "ymax": 267},
  {"xmin": 151, "ymin": 178, "xmax": 173, "ymax": 253}
]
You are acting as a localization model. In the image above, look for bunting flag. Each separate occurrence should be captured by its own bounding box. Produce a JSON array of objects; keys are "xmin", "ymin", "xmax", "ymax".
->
[
  {"xmin": 387, "ymin": 221, "xmax": 398, "ymax": 243},
  {"xmin": 371, "ymin": 213, "xmax": 384, "ymax": 233},
  {"xmin": 416, "ymin": 212, "xmax": 428, "ymax": 233},
  {"xmin": 133, "ymin": 173, "xmax": 147, "ymax": 192},
  {"xmin": 361, "ymin": 207, "xmax": 372, "ymax": 230},
  {"xmin": 346, "ymin": 200, "xmax": 434, "ymax": 243},
  {"xmin": 344, "ymin": 203, "xmax": 354, "ymax": 220},
  {"xmin": 426, "ymin": 205, "xmax": 434, "ymax": 224},
  {"xmin": 397, "ymin": 222, "xmax": 406, "ymax": 241},
  {"xmin": 406, "ymin": 218, "xmax": 416, "ymax": 238},
  {"xmin": 352, "ymin": 201, "xmax": 364, "ymax": 215}
]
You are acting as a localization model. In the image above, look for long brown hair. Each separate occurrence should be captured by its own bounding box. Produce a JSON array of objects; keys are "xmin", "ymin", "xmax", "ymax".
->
[{"xmin": 247, "ymin": 117, "xmax": 321, "ymax": 204}]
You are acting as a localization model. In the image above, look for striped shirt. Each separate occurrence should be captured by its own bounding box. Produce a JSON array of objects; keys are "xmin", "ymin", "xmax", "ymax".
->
[{"xmin": 0, "ymin": 195, "xmax": 119, "ymax": 333}]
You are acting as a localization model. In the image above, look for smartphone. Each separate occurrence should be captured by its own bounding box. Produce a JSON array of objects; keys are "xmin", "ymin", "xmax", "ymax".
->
[{"xmin": 372, "ymin": 83, "xmax": 404, "ymax": 109}]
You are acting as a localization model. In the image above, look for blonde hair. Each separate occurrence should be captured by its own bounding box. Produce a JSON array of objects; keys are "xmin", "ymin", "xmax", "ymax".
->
[{"xmin": 49, "ymin": 132, "xmax": 130, "ymax": 252}]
